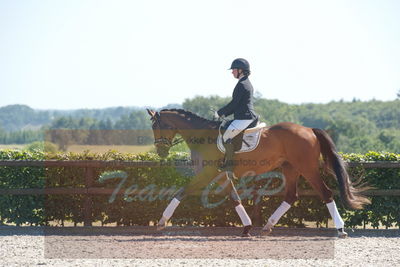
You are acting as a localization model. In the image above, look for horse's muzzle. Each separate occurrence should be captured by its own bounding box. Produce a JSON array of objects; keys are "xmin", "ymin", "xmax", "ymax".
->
[{"xmin": 157, "ymin": 146, "xmax": 170, "ymax": 158}]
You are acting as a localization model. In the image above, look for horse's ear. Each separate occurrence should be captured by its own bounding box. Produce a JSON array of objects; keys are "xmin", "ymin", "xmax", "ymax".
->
[
  {"xmin": 146, "ymin": 109, "xmax": 156, "ymax": 118},
  {"xmin": 147, "ymin": 109, "xmax": 160, "ymax": 122}
]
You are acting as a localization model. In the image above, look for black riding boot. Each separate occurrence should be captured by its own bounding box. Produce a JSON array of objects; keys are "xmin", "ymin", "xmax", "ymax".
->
[{"xmin": 219, "ymin": 141, "xmax": 235, "ymax": 172}]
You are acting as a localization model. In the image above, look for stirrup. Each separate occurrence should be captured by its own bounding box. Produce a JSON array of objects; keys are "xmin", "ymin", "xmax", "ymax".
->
[
  {"xmin": 218, "ymin": 160, "xmax": 227, "ymax": 172},
  {"xmin": 218, "ymin": 161, "xmax": 234, "ymax": 173}
]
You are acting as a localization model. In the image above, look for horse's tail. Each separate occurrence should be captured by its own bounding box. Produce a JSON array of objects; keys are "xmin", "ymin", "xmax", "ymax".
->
[{"xmin": 312, "ymin": 128, "xmax": 371, "ymax": 210}]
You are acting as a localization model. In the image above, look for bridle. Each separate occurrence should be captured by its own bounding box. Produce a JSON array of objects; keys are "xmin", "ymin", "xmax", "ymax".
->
[
  {"xmin": 152, "ymin": 116, "xmax": 184, "ymax": 148},
  {"xmin": 154, "ymin": 136, "xmax": 184, "ymax": 147}
]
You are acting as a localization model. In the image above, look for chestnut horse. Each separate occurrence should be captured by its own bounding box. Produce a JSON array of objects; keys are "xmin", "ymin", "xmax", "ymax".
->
[{"xmin": 147, "ymin": 108, "xmax": 370, "ymax": 237}]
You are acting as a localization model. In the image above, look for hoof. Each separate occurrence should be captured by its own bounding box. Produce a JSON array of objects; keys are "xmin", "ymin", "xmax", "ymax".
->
[
  {"xmin": 260, "ymin": 228, "xmax": 272, "ymax": 237},
  {"xmin": 338, "ymin": 228, "xmax": 348, "ymax": 238},
  {"xmin": 156, "ymin": 216, "xmax": 167, "ymax": 231},
  {"xmin": 241, "ymin": 225, "xmax": 252, "ymax": 237},
  {"xmin": 260, "ymin": 222, "xmax": 273, "ymax": 237},
  {"xmin": 156, "ymin": 224, "xmax": 166, "ymax": 231}
]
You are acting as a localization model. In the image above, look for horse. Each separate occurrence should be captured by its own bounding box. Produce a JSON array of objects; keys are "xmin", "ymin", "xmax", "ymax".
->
[{"xmin": 146, "ymin": 108, "xmax": 370, "ymax": 238}]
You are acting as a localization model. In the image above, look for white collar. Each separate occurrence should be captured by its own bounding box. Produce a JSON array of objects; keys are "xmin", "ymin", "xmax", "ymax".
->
[{"xmin": 237, "ymin": 74, "xmax": 245, "ymax": 80}]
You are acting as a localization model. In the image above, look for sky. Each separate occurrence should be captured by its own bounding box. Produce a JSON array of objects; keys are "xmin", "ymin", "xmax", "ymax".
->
[{"xmin": 1, "ymin": 0, "xmax": 399, "ymax": 110}]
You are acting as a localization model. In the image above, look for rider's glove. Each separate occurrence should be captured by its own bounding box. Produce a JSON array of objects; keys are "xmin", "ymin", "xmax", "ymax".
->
[{"xmin": 214, "ymin": 111, "xmax": 225, "ymax": 120}]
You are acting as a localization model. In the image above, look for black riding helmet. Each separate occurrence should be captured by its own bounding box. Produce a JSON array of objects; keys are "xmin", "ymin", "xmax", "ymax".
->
[{"xmin": 229, "ymin": 58, "xmax": 250, "ymax": 71}]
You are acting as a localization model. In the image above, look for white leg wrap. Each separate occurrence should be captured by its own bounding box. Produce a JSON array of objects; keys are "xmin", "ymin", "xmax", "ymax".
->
[
  {"xmin": 162, "ymin": 198, "xmax": 180, "ymax": 220},
  {"xmin": 268, "ymin": 201, "xmax": 291, "ymax": 226},
  {"xmin": 235, "ymin": 204, "xmax": 252, "ymax": 226},
  {"xmin": 326, "ymin": 200, "xmax": 344, "ymax": 229}
]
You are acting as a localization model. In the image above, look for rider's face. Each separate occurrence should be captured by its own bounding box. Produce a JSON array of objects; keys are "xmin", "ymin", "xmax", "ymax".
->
[{"xmin": 232, "ymin": 69, "xmax": 241, "ymax": 79}]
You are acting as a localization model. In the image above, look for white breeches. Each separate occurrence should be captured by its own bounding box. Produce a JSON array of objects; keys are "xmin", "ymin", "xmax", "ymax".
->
[{"xmin": 223, "ymin": 119, "xmax": 254, "ymax": 143}]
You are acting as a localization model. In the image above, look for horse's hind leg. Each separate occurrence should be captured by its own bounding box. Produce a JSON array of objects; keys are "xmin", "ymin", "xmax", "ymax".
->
[
  {"xmin": 261, "ymin": 162, "xmax": 299, "ymax": 236},
  {"xmin": 302, "ymin": 168, "xmax": 347, "ymax": 238}
]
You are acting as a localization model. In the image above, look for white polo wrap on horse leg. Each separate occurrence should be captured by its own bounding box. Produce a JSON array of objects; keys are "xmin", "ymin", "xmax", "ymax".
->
[
  {"xmin": 326, "ymin": 200, "xmax": 344, "ymax": 229},
  {"xmin": 235, "ymin": 204, "xmax": 252, "ymax": 226},
  {"xmin": 268, "ymin": 201, "xmax": 291, "ymax": 226},
  {"xmin": 163, "ymin": 198, "xmax": 180, "ymax": 220}
]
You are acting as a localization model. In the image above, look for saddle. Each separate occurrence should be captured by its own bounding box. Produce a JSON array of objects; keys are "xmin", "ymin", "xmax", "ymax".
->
[{"xmin": 217, "ymin": 119, "xmax": 266, "ymax": 154}]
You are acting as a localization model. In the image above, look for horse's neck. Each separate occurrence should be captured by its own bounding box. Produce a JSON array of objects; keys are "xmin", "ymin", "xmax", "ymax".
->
[
  {"xmin": 167, "ymin": 113, "xmax": 219, "ymax": 149},
  {"xmin": 166, "ymin": 112, "xmax": 213, "ymax": 130}
]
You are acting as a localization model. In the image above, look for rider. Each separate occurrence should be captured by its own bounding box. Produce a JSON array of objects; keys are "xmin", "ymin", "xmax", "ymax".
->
[{"xmin": 215, "ymin": 58, "xmax": 258, "ymax": 172}]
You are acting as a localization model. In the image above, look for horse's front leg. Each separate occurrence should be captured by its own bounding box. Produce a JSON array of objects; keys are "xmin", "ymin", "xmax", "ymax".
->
[
  {"xmin": 157, "ymin": 169, "xmax": 208, "ymax": 230},
  {"xmin": 157, "ymin": 161, "xmax": 212, "ymax": 230},
  {"xmin": 224, "ymin": 172, "xmax": 252, "ymax": 237},
  {"xmin": 157, "ymin": 188, "xmax": 185, "ymax": 230}
]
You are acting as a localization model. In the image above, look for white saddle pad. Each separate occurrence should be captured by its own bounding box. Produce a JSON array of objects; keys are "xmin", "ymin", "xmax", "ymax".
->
[{"xmin": 217, "ymin": 122, "xmax": 266, "ymax": 153}]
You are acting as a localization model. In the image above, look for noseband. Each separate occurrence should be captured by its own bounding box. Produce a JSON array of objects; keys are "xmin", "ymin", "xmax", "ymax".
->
[
  {"xmin": 154, "ymin": 137, "xmax": 184, "ymax": 147},
  {"xmin": 152, "ymin": 119, "xmax": 184, "ymax": 148}
]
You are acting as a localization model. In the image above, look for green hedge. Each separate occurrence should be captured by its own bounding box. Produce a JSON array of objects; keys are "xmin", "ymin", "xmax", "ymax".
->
[
  {"xmin": 341, "ymin": 152, "xmax": 400, "ymax": 229},
  {"xmin": 0, "ymin": 150, "xmax": 399, "ymax": 229}
]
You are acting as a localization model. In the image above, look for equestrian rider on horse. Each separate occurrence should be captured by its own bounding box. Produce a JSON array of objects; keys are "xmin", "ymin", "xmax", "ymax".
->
[{"xmin": 215, "ymin": 58, "xmax": 258, "ymax": 172}]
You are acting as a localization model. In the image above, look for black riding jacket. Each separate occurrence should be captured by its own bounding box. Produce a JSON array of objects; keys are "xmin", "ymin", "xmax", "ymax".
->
[{"xmin": 217, "ymin": 76, "xmax": 257, "ymax": 120}]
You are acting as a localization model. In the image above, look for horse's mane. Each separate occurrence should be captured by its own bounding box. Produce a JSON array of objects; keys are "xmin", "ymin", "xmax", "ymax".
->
[{"xmin": 160, "ymin": 109, "xmax": 220, "ymax": 129}]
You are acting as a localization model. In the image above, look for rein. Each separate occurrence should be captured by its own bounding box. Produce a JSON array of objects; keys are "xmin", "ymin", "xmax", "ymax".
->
[{"xmin": 154, "ymin": 136, "xmax": 185, "ymax": 147}]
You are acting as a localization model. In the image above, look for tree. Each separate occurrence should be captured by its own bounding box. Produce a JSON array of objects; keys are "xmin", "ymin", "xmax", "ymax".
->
[{"xmin": 183, "ymin": 95, "xmax": 229, "ymax": 119}]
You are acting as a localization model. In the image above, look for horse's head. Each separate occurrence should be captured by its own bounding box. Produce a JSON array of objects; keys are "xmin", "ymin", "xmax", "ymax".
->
[{"xmin": 147, "ymin": 109, "xmax": 178, "ymax": 158}]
